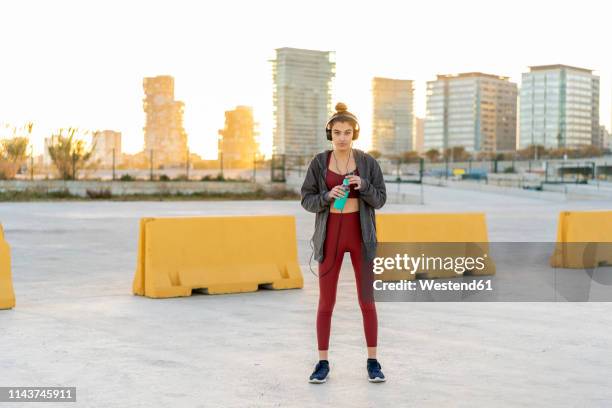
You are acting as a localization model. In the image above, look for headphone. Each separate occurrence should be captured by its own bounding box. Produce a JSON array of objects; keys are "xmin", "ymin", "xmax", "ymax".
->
[{"xmin": 325, "ymin": 114, "xmax": 360, "ymax": 141}]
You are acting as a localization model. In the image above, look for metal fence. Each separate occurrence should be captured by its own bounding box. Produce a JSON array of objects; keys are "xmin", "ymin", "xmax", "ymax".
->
[{"xmin": 7, "ymin": 150, "xmax": 612, "ymax": 188}]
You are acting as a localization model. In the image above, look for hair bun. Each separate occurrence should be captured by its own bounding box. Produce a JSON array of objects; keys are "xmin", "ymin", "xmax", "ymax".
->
[{"xmin": 335, "ymin": 102, "xmax": 348, "ymax": 113}]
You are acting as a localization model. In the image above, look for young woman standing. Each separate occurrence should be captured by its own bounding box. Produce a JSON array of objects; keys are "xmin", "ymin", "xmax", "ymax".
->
[{"xmin": 301, "ymin": 103, "xmax": 387, "ymax": 383}]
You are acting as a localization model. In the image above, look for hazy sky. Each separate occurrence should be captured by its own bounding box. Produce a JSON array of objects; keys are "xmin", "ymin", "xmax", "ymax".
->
[{"xmin": 1, "ymin": 0, "xmax": 610, "ymax": 158}]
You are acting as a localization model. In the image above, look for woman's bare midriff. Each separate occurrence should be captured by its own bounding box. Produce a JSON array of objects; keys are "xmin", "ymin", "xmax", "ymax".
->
[
  {"xmin": 330, "ymin": 198, "xmax": 359, "ymax": 213},
  {"xmin": 328, "ymin": 152, "xmax": 359, "ymax": 213}
]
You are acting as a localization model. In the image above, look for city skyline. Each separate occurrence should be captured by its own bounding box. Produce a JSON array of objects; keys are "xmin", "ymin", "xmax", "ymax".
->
[{"xmin": 1, "ymin": 0, "xmax": 610, "ymax": 159}]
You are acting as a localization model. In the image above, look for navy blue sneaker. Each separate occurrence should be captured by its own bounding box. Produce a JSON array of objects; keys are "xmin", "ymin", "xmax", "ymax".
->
[
  {"xmin": 309, "ymin": 360, "xmax": 330, "ymax": 383},
  {"xmin": 367, "ymin": 358, "xmax": 386, "ymax": 382}
]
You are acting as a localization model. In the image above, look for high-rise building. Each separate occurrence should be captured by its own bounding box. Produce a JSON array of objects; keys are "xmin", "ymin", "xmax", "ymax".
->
[
  {"xmin": 424, "ymin": 72, "xmax": 518, "ymax": 153},
  {"xmin": 218, "ymin": 106, "xmax": 258, "ymax": 168},
  {"xmin": 91, "ymin": 130, "xmax": 121, "ymax": 167},
  {"xmin": 271, "ymin": 47, "xmax": 335, "ymax": 161},
  {"xmin": 414, "ymin": 117, "xmax": 425, "ymax": 153},
  {"xmin": 519, "ymin": 65, "xmax": 600, "ymax": 149},
  {"xmin": 142, "ymin": 75, "xmax": 188, "ymax": 167},
  {"xmin": 371, "ymin": 77, "xmax": 414, "ymax": 156},
  {"xmin": 599, "ymin": 125, "xmax": 610, "ymax": 150}
]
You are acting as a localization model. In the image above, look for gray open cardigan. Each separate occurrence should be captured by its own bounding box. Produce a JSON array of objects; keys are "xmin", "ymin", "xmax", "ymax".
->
[{"xmin": 300, "ymin": 148, "xmax": 387, "ymax": 264}]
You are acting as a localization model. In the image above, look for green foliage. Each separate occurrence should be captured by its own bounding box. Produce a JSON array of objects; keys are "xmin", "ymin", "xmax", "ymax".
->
[
  {"xmin": 1, "ymin": 137, "xmax": 29, "ymax": 163},
  {"xmin": 201, "ymin": 173, "xmax": 225, "ymax": 181},
  {"xmin": 0, "ymin": 136, "xmax": 30, "ymax": 179},
  {"xmin": 47, "ymin": 128, "xmax": 94, "ymax": 180},
  {"xmin": 86, "ymin": 188, "xmax": 112, "ymax": 199}
]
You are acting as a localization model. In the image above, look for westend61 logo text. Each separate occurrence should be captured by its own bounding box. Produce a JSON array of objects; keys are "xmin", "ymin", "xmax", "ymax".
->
[{"xmin": 372, "ymin": 254, "xmax": 488, "ymax": 275}]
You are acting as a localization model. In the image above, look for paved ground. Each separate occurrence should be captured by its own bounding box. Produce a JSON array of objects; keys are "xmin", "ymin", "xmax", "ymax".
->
[{"xmin": 1, "ymin": 184, "xmax": 611, "ymax": 407}]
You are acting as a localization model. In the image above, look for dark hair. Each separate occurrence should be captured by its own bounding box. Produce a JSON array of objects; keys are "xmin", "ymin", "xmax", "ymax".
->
[{"xmin": 326, "ymin": 102, "xmax": 359, "ymax": 132}]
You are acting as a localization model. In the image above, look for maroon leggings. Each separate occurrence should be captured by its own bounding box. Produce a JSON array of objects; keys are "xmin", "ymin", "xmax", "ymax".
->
[{"xmin": 317, "ymin": 211, "xmax": 378, "ymax": 350}]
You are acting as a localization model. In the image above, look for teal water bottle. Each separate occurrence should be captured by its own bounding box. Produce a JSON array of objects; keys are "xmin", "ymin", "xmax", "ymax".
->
[{"xmin": 333, "ymin": 178, "xmax": 350, "ymax": 210}]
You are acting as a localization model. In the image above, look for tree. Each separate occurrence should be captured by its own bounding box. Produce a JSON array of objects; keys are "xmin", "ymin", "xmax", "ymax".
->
[
  {"xmin": 47, "ymin": 128, "xmax": 94, "ymax": 180},
  {"xmin": 443, "ymin": 146, "xmax": 471, "ymax": 162},
  {"xmin": 517, "ymin": 144, "xmax": 547, "ymax": 160},
  {"xmin": 425, "ymin": 148, "xmax": 440, "ymax": 162},
  {"xmin": 1, "ymin": 137, "xmax": 29, "ymax": 178},
  {"xmin": 578, "ymin": 145, "xmax": 603, "ymax": 158},
  {"xmin": 401, "ymin": 150, "xmax": 421, "ymax": 163},
  {"xmin": 2, "ymin": 137, "xmax": 29, "ymax": 164},
  {"xmin": 0, "ymin": 122, "xmax": 32, "ymax": 179},
  {"xmin": 475, "ymin": 151, "xmax": 497, "ymax": 160}
]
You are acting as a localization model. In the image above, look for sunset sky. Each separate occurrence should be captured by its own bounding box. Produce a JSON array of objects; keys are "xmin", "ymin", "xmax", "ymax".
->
[{"xmin": 1, "ymin": 0, "xmax": 610, "ymax": 159}]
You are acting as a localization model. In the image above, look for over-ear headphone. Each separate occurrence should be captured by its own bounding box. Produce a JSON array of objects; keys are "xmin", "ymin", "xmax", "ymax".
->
[{"xmin": 326, "ymin": 102, "xmax": 360, "ymax": 141}]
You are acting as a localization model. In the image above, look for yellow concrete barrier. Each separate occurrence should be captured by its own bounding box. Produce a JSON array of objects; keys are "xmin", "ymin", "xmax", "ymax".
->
[
  {"xmin": 550, "ymin": 211, "xmax": 612, "ymax": 269},
  {"xmin": 376, "ymin": 213, "xmax": 495, "ymax": 278},
  {"xmin": 0, "ymin": 224, "xmax": 16, "ymax": 309},
  {"xmin": 132, "ymin": 215, "xmax": 303, "ymax": 298}
]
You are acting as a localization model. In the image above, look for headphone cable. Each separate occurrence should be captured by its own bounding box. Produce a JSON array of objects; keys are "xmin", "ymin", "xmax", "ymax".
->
[{"xmin": 308, "ymin": 204, "xmax": 345, "ymax": 279}]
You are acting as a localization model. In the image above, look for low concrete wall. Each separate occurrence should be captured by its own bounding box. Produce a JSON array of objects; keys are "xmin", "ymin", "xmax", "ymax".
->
[
  {"xmin": 422, "ymin": 176, "xmax": 567, "ymax": 201},
  {"xmin": 542, "ymin": 182, "xmax": 612, "ymax": 200},
  {"xmin": 0, "ymin": 180, "xmax": 290, "ymax": 197},
  {"xmin": 486, "ymin": 173, "xmax": 543, "ymax": 188},
  {"xmin": 421, "ymin": 176, "xmax": 612, "ymax": 201}
]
